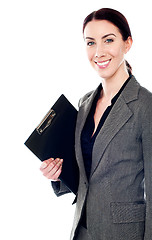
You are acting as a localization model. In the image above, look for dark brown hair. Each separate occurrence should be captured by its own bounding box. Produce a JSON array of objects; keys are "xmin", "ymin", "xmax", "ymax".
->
[{"xmin": 83, "ymin": 8, "xmax": 132, "ymax": 74}]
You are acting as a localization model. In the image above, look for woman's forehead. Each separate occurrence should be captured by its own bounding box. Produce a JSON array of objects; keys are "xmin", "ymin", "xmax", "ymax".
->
[{"xmin": 84, "ymin": 20, "xmax": 120, "ymax": 38}]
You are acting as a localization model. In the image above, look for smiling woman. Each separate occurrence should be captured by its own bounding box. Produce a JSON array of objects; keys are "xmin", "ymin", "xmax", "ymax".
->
[
  {"xmin": 83, "ymin": 20, "xmax": 132, "ymax": 82},
  {"xmin": 40, "ymin": 8, "xmax": 152, "ymax": 240},
  {"xmin": 83, "ymin": 8, "xmax": 133, "ymax": 82}
]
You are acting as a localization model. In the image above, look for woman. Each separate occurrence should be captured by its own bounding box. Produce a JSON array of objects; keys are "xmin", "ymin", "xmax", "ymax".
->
[{"xmin": 40, "ymin": 8, "xmax": 152, "ymax": 240}]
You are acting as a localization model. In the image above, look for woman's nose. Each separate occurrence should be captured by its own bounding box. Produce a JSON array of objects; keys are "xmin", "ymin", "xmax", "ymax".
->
[{"xmin": 95, "ymin": 44, "xmax": 105, "ymax": 58}]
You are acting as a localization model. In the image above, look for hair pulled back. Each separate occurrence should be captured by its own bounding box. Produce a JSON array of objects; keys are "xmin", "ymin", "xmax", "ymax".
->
[{"xmin": 83, "ymin": 8, "xmax": 132, "ymax": 74}]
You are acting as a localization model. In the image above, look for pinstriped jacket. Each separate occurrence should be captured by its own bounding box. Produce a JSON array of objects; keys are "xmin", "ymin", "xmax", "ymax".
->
[{"xmin": 52, "ymin": 76, "xmax": 152, "ymax": 240}]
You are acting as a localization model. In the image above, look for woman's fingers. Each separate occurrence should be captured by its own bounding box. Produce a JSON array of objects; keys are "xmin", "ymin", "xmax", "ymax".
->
[
  {"xmin": 49, "ymin": 163, "xmax": 62, "ymax": 181},
  {"xmin": 40, "ymin": 158, "xmax": 63, "ymax": 181},
  {"xmin": 40, "ymin": 158, "xmax": 54, "ymax": 170},
  {"xmin": 45, "ymin": 158, "xmax": 63, "ymax": 178}
]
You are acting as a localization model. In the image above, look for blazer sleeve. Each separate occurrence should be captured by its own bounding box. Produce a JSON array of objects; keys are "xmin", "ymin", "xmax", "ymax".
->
[
  {"xmin": 141, "ymin": 104, "xmax": 152, "ymax": 239},
  {"xmin": 51, "ymin": 181, "xmax": 71, "ymax": 197}
]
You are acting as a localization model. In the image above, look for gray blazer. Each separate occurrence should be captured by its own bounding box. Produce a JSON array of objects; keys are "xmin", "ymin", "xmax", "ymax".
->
[{"xmin": 52, "ymin": 76, "xmax": 152, "ymax": 240}]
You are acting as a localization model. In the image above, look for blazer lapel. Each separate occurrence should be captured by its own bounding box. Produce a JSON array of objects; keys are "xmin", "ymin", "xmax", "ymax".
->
[
  {"xmin": 75, "ymin": 86, "xmax": 100, "ymax": 182},
  {"xmin": 90, "ymin": 76, "xmax": 140, "ymax": 177},
  {"xmin": 90, "ymin": 97, "xmax": 132, "ymax": 177}
]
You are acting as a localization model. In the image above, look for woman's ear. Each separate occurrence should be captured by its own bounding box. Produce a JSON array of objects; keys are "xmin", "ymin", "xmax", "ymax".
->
[{"xmin": 125, "ymin": 36, "xmax": 133, "ymax": 54}]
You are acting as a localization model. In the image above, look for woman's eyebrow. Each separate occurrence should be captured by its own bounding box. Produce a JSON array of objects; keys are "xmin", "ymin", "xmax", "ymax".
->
[
  {"xmin": 85, "ymin": 37, "xmax": 95, "ymax": 40},
  {"xmin": 102, "ymin": 33, "xmax": 116, "ymax": 39},
  {"xmin": 85, "ymin": 33, "xmax": 116, "ymax": 41}
]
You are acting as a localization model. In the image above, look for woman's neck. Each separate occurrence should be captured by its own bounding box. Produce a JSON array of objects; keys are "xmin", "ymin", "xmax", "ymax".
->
[{"xmin": 100, "ymin": 66, "xmax": 129, "ymax": 101}]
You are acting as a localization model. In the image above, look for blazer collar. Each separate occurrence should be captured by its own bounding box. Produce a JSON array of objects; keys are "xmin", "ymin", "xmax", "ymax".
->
[
  {"xmin": 80, "ymin": 75, "xmax": 140, "ymax": 107},
  {"xmin": 121, "ymin": 75, "xmax": 140, "ymax": 103}
]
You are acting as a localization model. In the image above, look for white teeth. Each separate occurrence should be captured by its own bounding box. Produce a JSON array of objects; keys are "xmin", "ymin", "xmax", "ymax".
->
[{"xmin": 97, "ymin": 60, "xmax": 110, "ymax": 66}]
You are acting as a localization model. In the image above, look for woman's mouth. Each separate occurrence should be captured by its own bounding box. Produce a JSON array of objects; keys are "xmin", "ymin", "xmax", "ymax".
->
[{"xmin": 95, "ymin": 59, "xmax": 111, "ymax": 69}]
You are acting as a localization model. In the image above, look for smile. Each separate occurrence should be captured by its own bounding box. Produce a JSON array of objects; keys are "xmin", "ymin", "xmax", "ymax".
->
[{"xmin": 95, "ymin": 59, "xmax": 111, "ymax": 69}]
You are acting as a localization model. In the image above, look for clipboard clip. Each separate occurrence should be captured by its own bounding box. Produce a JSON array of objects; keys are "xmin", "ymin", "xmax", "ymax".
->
[{"xmin": 36, "ymin": 109, "xmax": 56, "ymax": 135}]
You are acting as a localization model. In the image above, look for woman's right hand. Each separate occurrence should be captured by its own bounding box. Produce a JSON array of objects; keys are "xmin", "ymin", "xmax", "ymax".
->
[{"xmin": 40, "ymin": 158, "xmax": 63, "ymax": 181}]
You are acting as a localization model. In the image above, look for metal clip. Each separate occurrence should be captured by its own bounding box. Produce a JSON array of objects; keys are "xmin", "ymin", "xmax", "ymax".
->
[{"xmin": 36, "ymin": 109, "xmax": 56, "ymax": 135}]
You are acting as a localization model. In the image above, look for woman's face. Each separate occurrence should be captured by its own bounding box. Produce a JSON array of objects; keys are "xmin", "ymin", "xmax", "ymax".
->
[{"xmin": 83, "ymin": 20, "xmax": 132, "ymax": 80}]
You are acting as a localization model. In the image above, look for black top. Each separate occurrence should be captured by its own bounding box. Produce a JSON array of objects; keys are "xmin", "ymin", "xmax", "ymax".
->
[{"xmin": 81, "ymin": 75, "xmax": 132, "ymax": 180}]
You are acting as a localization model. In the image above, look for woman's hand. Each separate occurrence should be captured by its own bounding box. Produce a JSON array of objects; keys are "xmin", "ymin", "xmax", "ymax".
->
[{"xmin": 40, "ymin": 158, "xmax": 63, "ymax": 181}]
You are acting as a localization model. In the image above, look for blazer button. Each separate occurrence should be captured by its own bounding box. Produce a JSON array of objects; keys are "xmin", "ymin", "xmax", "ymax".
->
[{"xmin": 84, "ymin": 182, "xmax": 87, "ymax": 187}]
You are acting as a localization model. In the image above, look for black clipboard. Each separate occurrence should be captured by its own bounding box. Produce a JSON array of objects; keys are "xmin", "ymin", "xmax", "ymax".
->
[{"xmin": 24, "ymin": 95, "xmax": 79, "ymax": 194}]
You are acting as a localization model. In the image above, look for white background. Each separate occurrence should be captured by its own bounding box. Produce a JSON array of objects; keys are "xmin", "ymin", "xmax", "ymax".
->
[{"xmin": 0, "ymin": 0, "xmax": 152, "ymax": 239}]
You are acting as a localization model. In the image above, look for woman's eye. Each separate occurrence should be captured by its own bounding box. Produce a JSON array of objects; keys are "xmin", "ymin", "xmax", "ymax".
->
[
  {"xmin": 87, "ymin": 41, "xmax": 95, "ymax": 46},
  {"xmin": 105, "ymin": 39, "xmax": 114, "ymax": 43}
]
